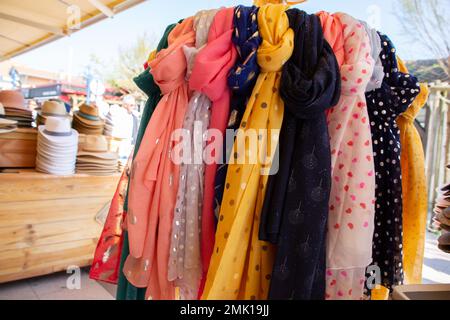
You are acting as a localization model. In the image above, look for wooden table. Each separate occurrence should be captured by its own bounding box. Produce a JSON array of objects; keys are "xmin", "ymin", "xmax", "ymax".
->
[{"xmin": 0, "ymin": 169, "xmax": 120, "ymax": 283}]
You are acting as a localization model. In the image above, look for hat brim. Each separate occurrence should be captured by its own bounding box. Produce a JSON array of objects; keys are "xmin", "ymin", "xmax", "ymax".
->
[
  {"xmin": 38, "ymin": 125, "xmax": 79, "ymax": 145},
  {"xmin": 0, "ymin": 118, "xmax": 17, "ymax": 126},
  {"xmin": 36, "ymin": 158, "xmax": 76, "ymax": 175},
  {"xmin": 77, "ymin": 159, "xmax": 118, "ymax": 166},
  {"xmin": 74, "ymin": 112, "xmax": 103, "ymax": 126},
  {"xmin": 36, "ymin": 154, "xmax": 76, "ymax": 167},
  {"xmin": 3, "ymin": 105, "xmax": 30, "ymax": 112},
  {"xmin": 38, "ymin": 140, "xmax": 78, "ymax": 154},
  {"xmin": 75, "ymin": 170, "xmax": 118, "ymax": 176},
  {"xmin": 37, "ymin": 146, "xmax": 77, "ymax": 160},
  {"xmin": 76, "ymin": 161, "xmax": 117, "ymax": 167},
  {"xmin": 37, "ymin": 110, "xmax": 70, "ymax": 117},
  {"xmin": 0, "ymin": 126, "xmax": 17, "ymax": 134},
  {"xmin": 77, "ymin": 151, "xmax": 118, "ymax": 160}
]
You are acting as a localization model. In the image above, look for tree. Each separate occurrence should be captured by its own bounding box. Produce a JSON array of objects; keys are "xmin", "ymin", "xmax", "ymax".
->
[
  {"xmin": 107, "ymin": 33, "xmax": 157, "ymax": 95},
  {"xmin": 396, "ymin": 0, "xmax": 450, "ymax": 78}
]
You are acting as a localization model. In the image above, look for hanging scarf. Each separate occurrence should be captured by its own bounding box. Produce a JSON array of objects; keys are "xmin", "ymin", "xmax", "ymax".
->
[
  {"xmin": 89, "ymin": 155, "xmax": 132, "ymax": 284},
  {"xmin": 317, "ymin": 11, "xmax": 345, "ymax": 68},
  {"xmin": 366, "ymin": 33, "xmax": 420, "ymax": 291},
  {"xmin": 124, "ymin": 18, "xmax": 195, "ymax": 300},
  {"xmin": 202, "ymin": 4, "xmax": 294, "ymax": 300},
  {"xmin": 360, "ymin": 21, "xmax": 384, "ymax": 92},
  {"xmin": 168, "ymin": 9, "xmax": 218, "ymax": 300},
  {"xmin": 319, "ymin": 12, "xmax": 376, "ymax": 300},
  {"xmin": 114, "ymin": 22, "xmax": 176, "ymax": 300},
  {"xmin": 396, "ymin": 57, "xmax": 428, "ymax": 285},
  {"xmin": 185, "ymin": 6, "xmax": 238, "ymax": 297},
  {"xmin": 258, "ymin": 8, "xmax": 341, "ymax": 300},
  {"xmin": 206, "ymin": 4, "xmax": 261, "ymax": 294}
]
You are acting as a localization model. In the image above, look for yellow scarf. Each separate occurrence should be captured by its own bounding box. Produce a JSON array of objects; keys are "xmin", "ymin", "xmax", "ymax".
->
[
  {"xmin": 254, "ymin": 0, "xmax": 307, "ymax": 6},
  {"xmin": 396, "ymin": 57, "xmax": 429, "ymax": 285},
  {"xmin": 201, "ymin": 4, "xmax": 294, "ymax": 300}
]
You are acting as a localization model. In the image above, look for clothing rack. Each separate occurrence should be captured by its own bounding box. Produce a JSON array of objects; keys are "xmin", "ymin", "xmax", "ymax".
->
[{"xmin": 89, "ymin": 2, "xmax": 430, "ymax": 301}]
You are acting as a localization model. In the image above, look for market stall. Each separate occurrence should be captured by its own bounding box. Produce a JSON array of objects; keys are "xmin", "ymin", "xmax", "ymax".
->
[
  {"xmin": 0, "ymin": 85, "xmax": 127, "ymax": 284},
  {"xmin": 0, "ymin": 0, "xmax": 449, "ymax": 303}
]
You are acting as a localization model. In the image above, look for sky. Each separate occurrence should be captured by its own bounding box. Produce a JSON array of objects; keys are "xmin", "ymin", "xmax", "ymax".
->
[{"xmin": 12, "ymin": 0, "xmax": 431, "ymax": 77}]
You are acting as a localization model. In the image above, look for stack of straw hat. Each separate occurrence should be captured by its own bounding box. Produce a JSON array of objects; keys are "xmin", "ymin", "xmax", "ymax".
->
[
  {"xmin": 0, "ymin": 90, "xmax": 32, "ymax": 127},
  {"xmin": 36, "ymin": 117, "xmax": 78, "ymax": 175},
  {"xmin": 433, "ymin": 164, "xmax": 450, "ymax": 253},
  {"xmin": 0, "ymin": 103, "xmax": 18, "ymax": 134},
  {"xmin": 73, "ymin": 103, "xmax": 104, "ymax": 135},
  {"xmin": 76, "ymin": 135, "xmax": 119, "ymax": 176},
  {"xmin": 36, "ymin": 100, "xmax": 70, "ymax": 126}
]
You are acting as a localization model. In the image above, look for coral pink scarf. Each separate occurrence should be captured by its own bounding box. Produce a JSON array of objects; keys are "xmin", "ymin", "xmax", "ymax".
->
[{"xmin": 124, "ymin": 18, "xmax": 195, "ymax": 300}]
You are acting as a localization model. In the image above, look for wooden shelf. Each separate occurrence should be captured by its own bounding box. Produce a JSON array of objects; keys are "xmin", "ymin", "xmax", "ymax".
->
[{"xmin": 0, "ymin": 169, "xmax": 120, "ymax": 283}]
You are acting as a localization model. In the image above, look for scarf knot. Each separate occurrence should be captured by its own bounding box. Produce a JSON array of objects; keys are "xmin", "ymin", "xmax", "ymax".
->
[
  {"xmin": 257, "ymin": 4, "xmax": 294, "ymax": 73},
  {"xmin": 366, "ymin": 33, "xmax": 420, "ymax": 121},
  {"xmin": 189, "ymin": 8, "xmax": 237, "ymax": 102},
  {"xmin": 361, "ymin": 21, "xmax": 384, "ymax": 92},
  {"xmin": 280, "ymin": 9, "xmax": 340, "ymax": 120},
  {"xmin": 150, "ymin": 18, "xmax": 195, "ymax": 95},
  {"xmin": 184, "ymin": 9, "xmax": 220, "ymax": 80},
  {"xmin": 317, "ymin": 11, "xmax": 345, "ymax": 68},
  {"xmin": 335, "ymin": 13, "xmax": 374, "ymax": 96}
]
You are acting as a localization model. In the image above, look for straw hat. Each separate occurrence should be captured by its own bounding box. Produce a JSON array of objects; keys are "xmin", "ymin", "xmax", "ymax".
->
[
  {"xmin": 77, "ymin": 135, "xmax": 118, "ymax": 160},
  {"xmin": 36, "ymin": 157, "xmax": 76, "ymax": 175},
  {"xmin": 73, "ymin": 103, "xmax": 103, "ymax": 126},
  {"xmin": 0, "ymin": 90, "xmax": 26, "ymax": 110},
  {"xmin": 37, "ymin": 100, "xmax": 69, "ymax": 125},
  {"xmin": 0, "ymin": 121, "xmax": 19, "ymax": 134},
  {"xmin": 38, "ymin": 117, "xmax": 78, "ymax": 145},
  {"xmin": 36, "ymin": 117, "xmax": 78, "ymax": 175},
  {"xmin": 0, "ymin": 102, "xmax": 18, "ymax": 134},
  {"xmin": 76, "ymin": 135, "xmax": 118, "ymax": 175}
]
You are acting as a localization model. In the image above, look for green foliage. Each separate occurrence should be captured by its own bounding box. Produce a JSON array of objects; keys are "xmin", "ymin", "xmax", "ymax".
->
[
  {"xmin": 84, "ymin": 33, "xmax": 157, "ymax": 95},
  {"xmin": 108, "ymin": 33, "xmax": 156, "ymax": 93}
]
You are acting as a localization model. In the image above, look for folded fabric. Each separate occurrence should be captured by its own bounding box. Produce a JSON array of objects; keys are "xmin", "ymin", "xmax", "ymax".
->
[
  {"xmin": 124, "ymin": 17, "xmax": 195, "ymax": 300},
  {"xmin": 367, "ymin": 33, "xmax": 420, "ymax": 290},
  {"xmin": 259, "ymin": 8, "xmax": 340, "ymax": 300},
  {"xmin": 396, "ymin": 57, "xmax": 429, "ymax": 285},
  {"xmin": 319, "ymin": 11, "xmax": 376, "ymax": 300},
  {"xmin": 202, "ymin": 3, "xmax": 294, "ymax": 300},
  {"xmin": 168, "ymin": 8, "xmax": 218, "ymax": 300}
]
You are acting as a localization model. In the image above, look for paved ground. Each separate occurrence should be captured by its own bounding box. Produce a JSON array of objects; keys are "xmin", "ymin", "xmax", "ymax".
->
[
  {"xmin": 0, "ymin": 268, "xmax": 115, "ymax": 300},
  {"xmin": 0, "ymin": 232, "xmax": 448, "ymax": 300},
  {"xmin": 422, "ymin": 232, "xmax": 450, "ymax": 284}
]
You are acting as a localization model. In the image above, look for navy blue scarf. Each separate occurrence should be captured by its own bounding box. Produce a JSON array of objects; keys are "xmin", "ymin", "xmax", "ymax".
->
[
  {"xmin": 366, "ymin": 33, "xmax": 420, "ymax": 291},
  {"xmin": 213, "ymin": 5, "xmax": 261, "ymax": 218},
  {"xmin": 259, "ymin": 9, "xmax": 341, "ymax": 300}
]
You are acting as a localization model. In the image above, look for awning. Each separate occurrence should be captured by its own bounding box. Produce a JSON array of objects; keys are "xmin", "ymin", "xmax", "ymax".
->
[{"xmin": 0, "ymin": 0, "xmax": 146, "ymax": 61}]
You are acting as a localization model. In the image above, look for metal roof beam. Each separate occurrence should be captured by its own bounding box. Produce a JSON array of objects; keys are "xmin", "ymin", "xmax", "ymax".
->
[{"xmin": 88, "ymin": 0, "xmax": 115, "ymax": 18}]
